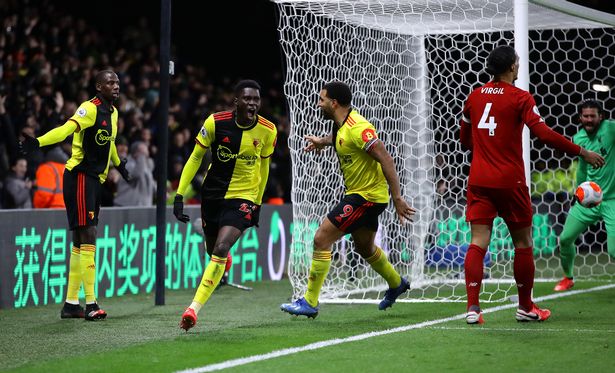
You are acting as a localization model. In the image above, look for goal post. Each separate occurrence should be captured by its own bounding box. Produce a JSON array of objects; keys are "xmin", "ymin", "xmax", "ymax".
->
[{"xmin": 274, "ymin": 0, "xmax": 615, "ymax": 303}]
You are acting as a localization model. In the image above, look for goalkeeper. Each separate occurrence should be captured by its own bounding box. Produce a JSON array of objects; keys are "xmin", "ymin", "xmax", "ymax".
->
[
  {"xmin": 280, "ymin": 81, "xmax": 416, "ymax": 318},
  {"xmin": 173, "ymin": 80, "xmax": 277, "ymax": 331},
  {"xmin": 555, "ymin": 100, "xmax": 615, "ymax": 291}
]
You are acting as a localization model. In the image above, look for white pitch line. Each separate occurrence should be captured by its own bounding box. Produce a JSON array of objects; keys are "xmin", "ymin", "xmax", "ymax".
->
[
  {"xmin": 175, "ymin": 283, "xmax": 615, "ymax": 373},
  {"xmin": 428, "ymin": 326, "xmax": 615, "ymax": 333}
]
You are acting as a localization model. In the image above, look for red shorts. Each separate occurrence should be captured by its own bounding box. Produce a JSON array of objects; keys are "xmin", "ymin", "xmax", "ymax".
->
[{"xmin": 465, "ymin": 185, "xmax": 532, "ymax": 229}]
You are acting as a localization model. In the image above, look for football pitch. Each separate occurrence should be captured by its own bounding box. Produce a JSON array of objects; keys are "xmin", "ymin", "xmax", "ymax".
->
[{"xmin": 1, "ymin": 280, "xmax": 614, "ymax": 372}]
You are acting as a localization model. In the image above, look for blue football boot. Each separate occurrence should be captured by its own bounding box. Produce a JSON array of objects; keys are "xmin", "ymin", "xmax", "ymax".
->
[
  {"xmin": 378, "ymin": 277, "xmax": 410, "ymax": 310},
  {"xmin": 280, "ymin": 297, "xmax": 319, "ymax": 318}
]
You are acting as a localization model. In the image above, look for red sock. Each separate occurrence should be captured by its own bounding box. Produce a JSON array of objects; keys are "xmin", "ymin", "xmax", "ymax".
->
[
  {"xmin": 464, "ymin": 244, "xmax": 487, "ymax": 310},
  {"xmin": 225, "ymin": 252, "xmax": 233, "ymax": 272},
  {"xmin": 514, "ymin": 247, "xmax": 534, "ymax": 310}
]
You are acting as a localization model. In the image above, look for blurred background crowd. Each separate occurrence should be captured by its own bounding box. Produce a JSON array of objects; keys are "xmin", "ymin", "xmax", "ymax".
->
[{"xmin": 0, "ymin": 0, "xmax": 292, "ymax": 209}]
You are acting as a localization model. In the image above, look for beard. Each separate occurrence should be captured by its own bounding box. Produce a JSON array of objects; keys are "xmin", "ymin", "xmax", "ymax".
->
[{"xmin": 321, "ymin": 108, "xmax": 333, "ymax": 120}]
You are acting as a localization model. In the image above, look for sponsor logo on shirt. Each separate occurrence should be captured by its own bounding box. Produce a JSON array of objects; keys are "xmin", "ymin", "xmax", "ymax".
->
[
  {"xmin": 216, "ymin": 145, "xmax": 257, "ymax": 163},
  {"xmin": 339, "ymin": 154, "xmax": 352, "ymax": 165},
  {"xmin": 361, "ymin": 128, "xmax": 377, "ymax": 142},
  {"xmin": 95, "ymin": 129, "xmax": 115, "ymax": 146}
]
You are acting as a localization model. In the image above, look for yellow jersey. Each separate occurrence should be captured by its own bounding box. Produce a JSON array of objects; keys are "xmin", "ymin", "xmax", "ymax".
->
[
  {"xmin": 196, "ymin": 111, "xmax": 277, "ymax": 202},
  {"xmin": 65, "ymin": 96, "xmax": 118, "ymax": 183},
  {"xmin": 333, "ymin": 110, "xmax": 389, "ymax": 203}
]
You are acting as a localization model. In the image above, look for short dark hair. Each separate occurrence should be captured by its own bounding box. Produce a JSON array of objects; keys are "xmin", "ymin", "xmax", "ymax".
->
[
  {"xmin": 323, "ymin": 81, "xmax": 352, "ymax": 106},
  {"xmin": 234, "ymin": 79, "xmax": 261, "ymax": 96},
  {"xmin": 579, "ymin": 99, "xmax": 603, "ymax": 115},
  {"xmin": 485, "ymin": 45, "xmax": 517, "ymax": 76},
  {"xmin": 95, "ymin": 69, "xmax": 116, "ymax": 85}
]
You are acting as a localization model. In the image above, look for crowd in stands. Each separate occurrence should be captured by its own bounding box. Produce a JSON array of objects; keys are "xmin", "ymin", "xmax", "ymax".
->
[{"xmin": 0, "ymin": 0, "xmax": 292, "ymax": 209}]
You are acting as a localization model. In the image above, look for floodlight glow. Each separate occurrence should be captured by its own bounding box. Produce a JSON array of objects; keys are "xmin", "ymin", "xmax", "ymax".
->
[{"xmin": 592, "ymin": 83, "xmax": 610, "ymax": 92}]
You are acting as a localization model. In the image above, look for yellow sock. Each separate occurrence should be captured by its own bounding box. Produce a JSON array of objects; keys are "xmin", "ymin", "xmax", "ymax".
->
[
  {"xmin": 80, "ymin": 244, "xmax": 97, "ymax": 304},
  {"xmin": 192, "ymin": 255, "xmax": 227, "ymax": 307},
  {"xmin": 304, "ymin": 250, "xmax": 332, "ymax": 307},
  {"xmin": 366, "ymin": 246, "xmax": 401, "ymax": 288},
  {"xmin": 65, "ymin": 246, "xmax": 82, "ymax": 304}
]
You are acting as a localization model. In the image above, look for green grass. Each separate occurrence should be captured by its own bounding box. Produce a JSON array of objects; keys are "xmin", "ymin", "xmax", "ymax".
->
[{"xmin": 1, "ymin": 280, "xmax": 614, "ymax": 372}]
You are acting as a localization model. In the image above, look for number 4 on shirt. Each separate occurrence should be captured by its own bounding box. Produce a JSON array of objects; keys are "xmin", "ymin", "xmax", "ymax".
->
[{"xmin": 478, "ymin": 102, "xmax": 497, "ymax": 136}]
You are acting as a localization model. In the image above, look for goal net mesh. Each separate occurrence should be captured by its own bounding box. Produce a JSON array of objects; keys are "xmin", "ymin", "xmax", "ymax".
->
[{"xmin": 274, "ymin": 0, "xmax": 615, "ymax": 302}]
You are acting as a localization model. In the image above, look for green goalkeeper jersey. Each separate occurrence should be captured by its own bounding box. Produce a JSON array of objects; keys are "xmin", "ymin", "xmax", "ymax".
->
[{"xmin": 573, "ymin": 119, "xmax": 615, "ymax": 200}]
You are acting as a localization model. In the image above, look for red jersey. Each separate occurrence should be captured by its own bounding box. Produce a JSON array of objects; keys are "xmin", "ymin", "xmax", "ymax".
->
[{"xmin": 461, "ymin": 81, "xmax": 546, "ymax": 188}]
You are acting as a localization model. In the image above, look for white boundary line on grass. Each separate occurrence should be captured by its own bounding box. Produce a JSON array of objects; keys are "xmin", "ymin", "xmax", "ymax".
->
[
  {"xmin": 175, "ymin": 283, "xmax": 615, "ymax": 373},
  {"xmin": 429, "ymin": 326, "xmax": 615, "ymax": 333}
]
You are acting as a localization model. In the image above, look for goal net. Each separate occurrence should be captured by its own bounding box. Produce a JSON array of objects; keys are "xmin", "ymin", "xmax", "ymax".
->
[{"xmin": 274, "ymin": 0, "xmax": 615, "ymax": 303}]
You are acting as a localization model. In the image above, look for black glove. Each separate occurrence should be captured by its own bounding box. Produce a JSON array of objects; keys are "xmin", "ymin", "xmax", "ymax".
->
[
  {"xmin": 19, "ymin": 133, "xmax": 39, "ymax": 156},
  {"xmin": 251, "ymin": 204, "xmax": 261, "ymax": 227},
  {"xmin": 116, "ymin": 158, "xmax": 132, "ymax": 183},
  {"xmin": 173, "ymin": 194, "xmax": 190, "ymax": 223}
]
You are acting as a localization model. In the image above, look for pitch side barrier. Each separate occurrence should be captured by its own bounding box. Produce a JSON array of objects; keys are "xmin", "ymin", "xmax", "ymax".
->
[
  {"xmin": 2, "ymin": 199, "xmax": 605, "ymax": 308},
  {"xmin": 0, "ymin": 205, "xmax": 292, "ymax": 309}
]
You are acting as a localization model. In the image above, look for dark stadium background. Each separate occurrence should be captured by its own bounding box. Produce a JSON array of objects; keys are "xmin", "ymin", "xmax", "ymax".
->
[
  {"xmin": 53, "ymin": 0, "xmax": 615, "ymax": 156},
  {"xmin": 55, "ymin": 0, "xmax": 612, "ymax": 93},
  {"xmin": 1, "ymin": 0, "xmax": 612, "ymax": 208},
  {"xmin": 58, "ymin": 0, "xmax": 284, "ymax": 93}
]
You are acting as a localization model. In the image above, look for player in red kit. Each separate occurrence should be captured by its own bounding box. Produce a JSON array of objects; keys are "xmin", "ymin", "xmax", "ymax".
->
[{"xmin": 459, "ymin": 45, "xmax": 604, "ymax": 324}]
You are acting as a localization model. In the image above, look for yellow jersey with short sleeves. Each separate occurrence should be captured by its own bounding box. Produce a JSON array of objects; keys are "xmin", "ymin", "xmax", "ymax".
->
[
  {"xmin": 333, "ymin": 110, "xmax": 389, "ymax": 203},
  {"xmin": 196, "ymin": 111, "xmax": 277, "ymax": 202},
  {"xmin": 65, "ymin": 95, "xmax": 118, "ymax": 183}
]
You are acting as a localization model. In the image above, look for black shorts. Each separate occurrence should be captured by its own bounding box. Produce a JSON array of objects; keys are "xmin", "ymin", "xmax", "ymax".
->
[
  {"xmin": 327, "ymin": 194, "xmax": 387, "ymax": 233},
  {"xmin": 63, "ymin": 169, "xmax": 101, "ymax": 230},
  {"xmin": 200, "ymin": 198, "xmax": 258, "ymax": 236}
]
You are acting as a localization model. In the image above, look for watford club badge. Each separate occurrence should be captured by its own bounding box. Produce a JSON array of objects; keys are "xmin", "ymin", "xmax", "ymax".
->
[{"xmin": 88, "ymin": 211, "xmax": 95, "ymax": 220}]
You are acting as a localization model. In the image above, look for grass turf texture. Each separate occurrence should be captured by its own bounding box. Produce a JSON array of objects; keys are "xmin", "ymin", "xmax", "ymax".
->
[{"xmin": 1, "ymin": 280, "xmax": 614, "ymax": 372}]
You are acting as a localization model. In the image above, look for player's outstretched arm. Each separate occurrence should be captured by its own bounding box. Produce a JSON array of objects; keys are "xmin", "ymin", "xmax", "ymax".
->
[
  {"xmin": 36, "ymin": 120, "xmax": 79, "ymax": 146},
  {"xmin": 578, "ymin": 148, "xmax": 604, "ymax": 169},
  {"xmin": 530, "ymin": 122, "xmax": 604, "ymax": 168},
  {"xmin": 19, "ymin": 120, "xmax": 78, "ymax": 155},
  {"xmin": 304, "ymin": 134, "xmax": 332, "ymax": 153},
  {"xmin": 367, "ymin": 140, "xmax": 416, "ymax": 224}
]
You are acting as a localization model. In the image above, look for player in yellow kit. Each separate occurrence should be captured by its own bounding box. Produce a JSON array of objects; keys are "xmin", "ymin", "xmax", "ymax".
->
[
  {"xmin": 173, "ymin": 80, "xmax": 277, "ymax": 331},
  {"xmin": 19, "ymin": 70, "xmax": 131, "ymax": 321},
  {"xmin": 280, "ymin": 81, "xmax": 416, "ymax": 318}
]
